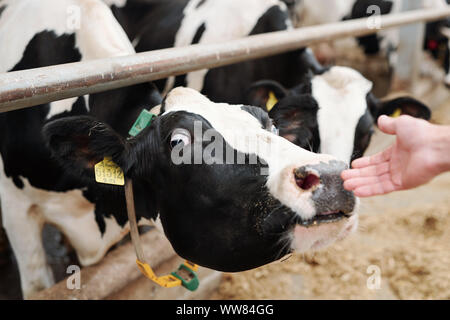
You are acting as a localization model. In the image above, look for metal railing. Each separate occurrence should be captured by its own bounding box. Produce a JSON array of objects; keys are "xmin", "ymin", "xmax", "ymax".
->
[{"xmin": 0, "ymin": 7, "xmax": 449, "ymax": 113}]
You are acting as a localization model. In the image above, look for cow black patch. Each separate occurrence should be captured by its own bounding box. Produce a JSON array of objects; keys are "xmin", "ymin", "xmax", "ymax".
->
[
  {"xmin": 0, "ymin": 31, "xmax": 86, "ymax": 191},
  {"xmin": 131, "ymin": 0, "xmax": 189, "ymax": 92},
  {"xmin": 346, "ymin": 0, "xmax": 394, "ymax": 55},
  {"xmin": 352, "ymin": 108, "xmax": 374, "ymax": 162},
  {"xmin": 1, "ymin": 30, "xmax": 162, "ymax": 233},
  {"xmin": 240, "ymin": 105, "xmax": 272, "ymax": 130},
  {"xmin": 201, "ymin": 5, "xmax": 310, "ymax": 104},
  {"xmin": 192, "ymin": 22, "xmax": 206, "ymax": 44},
  {"xmin": 167, "ymin": 22, "xmax": 207, "ymax": 90}
]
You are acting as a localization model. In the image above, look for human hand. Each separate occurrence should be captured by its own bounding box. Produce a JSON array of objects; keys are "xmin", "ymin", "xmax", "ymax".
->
[{"xmin": 341, "ymin": 115, "xmax": 448, "ymax": 197}]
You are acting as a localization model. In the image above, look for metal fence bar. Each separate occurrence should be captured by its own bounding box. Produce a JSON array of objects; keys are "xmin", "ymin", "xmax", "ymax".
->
[
  {"xmin": 391, "ymin": 0, "xmax": 426, "ymax": 92},
  {"xmin": 1, "ymin": 7, "xmax": 450, "ymax": 113}
]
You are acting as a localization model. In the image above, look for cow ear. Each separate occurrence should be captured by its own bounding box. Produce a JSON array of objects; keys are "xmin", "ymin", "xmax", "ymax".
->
[
  {"xmin": 246, "ymin": 80, "xmax": 288, "ymax": 112},
  {"xmin": 43, "ymin": 116, "xmax": 128, "ymax": 180},
  {"xmin": 375, "ymin": 97, "xmax": 432, "ymax": 121},
  {"xmin": 269, "ymin": 95, "xmax": 320, "ymax": 150}
]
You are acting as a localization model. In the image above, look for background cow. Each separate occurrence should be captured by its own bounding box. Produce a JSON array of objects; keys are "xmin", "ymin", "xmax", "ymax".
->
[
  {"xmin": 0, "ymin": 0, "xmax": 161, "ymax": 298},
  {"xmin": 108, "ymin": 0, "xmax": 432, "ymax": 164},
  {"xmin": 292, "ymin": 0, "xmax": 450, "ymax": 87}
]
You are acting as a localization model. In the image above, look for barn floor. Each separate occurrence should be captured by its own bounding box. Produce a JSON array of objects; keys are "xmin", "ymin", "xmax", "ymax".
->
[{"xmin": 211, "ymin": 56, "xmax": 450, "ymax": 300}]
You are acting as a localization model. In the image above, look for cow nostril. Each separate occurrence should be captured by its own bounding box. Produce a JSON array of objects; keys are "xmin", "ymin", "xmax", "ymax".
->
[{"xmin": 295, "ymin": 173, "xmax": 320, "ymax": 190}]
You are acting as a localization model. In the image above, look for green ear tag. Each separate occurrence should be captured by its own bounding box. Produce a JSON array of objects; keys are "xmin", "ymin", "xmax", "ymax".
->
[{"xmin": 129, "ymin": 109, "xmax": 156, "ymax": 137}]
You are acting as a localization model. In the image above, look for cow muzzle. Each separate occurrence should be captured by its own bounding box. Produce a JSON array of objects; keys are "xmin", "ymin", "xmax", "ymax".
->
[{"xmin": 266, "ymin": 159, "xmax": 358, "ymax": 253}]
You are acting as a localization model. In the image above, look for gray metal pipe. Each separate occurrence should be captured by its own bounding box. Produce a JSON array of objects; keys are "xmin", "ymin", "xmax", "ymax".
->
[{"xmin": 1, "ymin": 7, "xmax": 450, "ymax": 113}]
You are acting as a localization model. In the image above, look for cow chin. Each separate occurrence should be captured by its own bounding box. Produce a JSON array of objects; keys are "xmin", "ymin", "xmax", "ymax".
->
[{"xmin": 290, "ymin": 211, "xmax": 358, "ymax": 253}]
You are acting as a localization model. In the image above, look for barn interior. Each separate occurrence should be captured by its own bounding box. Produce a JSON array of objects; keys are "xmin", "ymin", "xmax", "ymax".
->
[{"xmin": 0, "ymin": 1, "xmax": 449, "ymax": 301}]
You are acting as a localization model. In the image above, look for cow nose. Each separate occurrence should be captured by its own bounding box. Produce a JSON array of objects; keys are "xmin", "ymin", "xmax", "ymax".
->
[
  {"xmin": 293, "ymin": 169, "xmax": 320, "ymax": 191},
  {"xmin": 296, "ymin": 160, "xmax": 356, "ymax": 215}
]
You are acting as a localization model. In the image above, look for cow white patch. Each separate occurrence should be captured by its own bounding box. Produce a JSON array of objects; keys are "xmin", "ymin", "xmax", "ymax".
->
[
  {"xmin": 163, "ymin": 87, "xmax": 337, "ymax": 220},
  {"xmin": 0, "ymin": 0, "xmax": 134, "ymax": 117},
  {"xmin": 296, "ymin": 0, "xmax": 355, "ymax": 26},
  {"xmin": 312, "ymin": 66, "xmax": 373, "ymax": 164},
  {"xmin": 47, "ymin": 97, "xmax": 79, "ymax": 119},
  {"xmin": 0, "ymin": 154, "xmax": 131, "ymax": 296},
  {"xmin": 164, "ymin": 0, "xmax": 289, "ymax": 94}
]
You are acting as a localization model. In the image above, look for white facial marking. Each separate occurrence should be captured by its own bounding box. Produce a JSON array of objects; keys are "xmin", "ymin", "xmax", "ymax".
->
[
  {"xmin": 164, "ymin": 87, "xmax": 337, "ymax": 220},
  {"xmin": 312, "ymin": 66, "xmax": 373, "ymax": 163},
  {"xmin": 164, "ymin": 0, "xmax": 289, "ymax": 94}
]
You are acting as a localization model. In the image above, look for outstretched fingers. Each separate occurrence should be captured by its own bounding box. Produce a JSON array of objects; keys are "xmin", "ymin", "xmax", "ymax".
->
[
  {"xmin": 343, "ymin": 173, "xmax": 391, "ymax": 191},
  {"xmin": 341, "ymin": 161, "xmax": 390, "ymax": 181},
  {"xmin": 352, "ymin": 179, "xmax": 398, "ymax": 197},
  {"xmin": 350, "ymin": 146, "xmax": 393, "ymax": 169}
]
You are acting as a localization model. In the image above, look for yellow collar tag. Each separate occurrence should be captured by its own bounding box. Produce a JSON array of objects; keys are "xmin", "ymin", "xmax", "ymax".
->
[
  {"xmin": 136, "ymin": 259, "xmax": 200, "ymax": 291},
  {"xmin": 391, "ymin": 108, "xmax": 402, "ymax": 118},
  {"xmin": 136, "ymin": 259, "xmax": 182, "ymax": 288},
  {"xmin": 266, "ymin": 91, "xmax": 278, "ymax": 112},
  {"xmin": 94, "ymin": 157, "xmax": 125, "ymax": 186}
]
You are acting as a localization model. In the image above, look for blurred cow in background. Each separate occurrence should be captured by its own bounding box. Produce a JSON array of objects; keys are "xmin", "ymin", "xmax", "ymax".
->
[
  {"xmin": 0, "ymin": 0, "xmax": 161, "ymax": 298},
  {"xmin": 108, "ymin": 0, "xmax": 432, "ymax": 165},
  {"xmin": 291, "ymin": 0, "xmax": 450, "ymax": 87}
]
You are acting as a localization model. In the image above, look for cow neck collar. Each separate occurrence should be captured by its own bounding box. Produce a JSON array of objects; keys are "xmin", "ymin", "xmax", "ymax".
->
[{"xmin": 124, "ymin": 108, "xmax": 200, "ymax": 291}]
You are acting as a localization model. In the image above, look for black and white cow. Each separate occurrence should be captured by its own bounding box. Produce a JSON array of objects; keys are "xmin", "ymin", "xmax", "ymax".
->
[
  {"xmin": 107, "ymin": 0, "xmax": 318, "ymax": 104},
  {"xmin": 293, "ymin": 0, "xmax": 450, "ymax": 87},
  {"xmin": 107, "ymin": 0, "xmax": 431, "ymax": 164},
  {"xmin": 1, "ymin": 0, "xmax": 358, "ymax": 298},
  {"xmin": 0, "ymin": 0, "xmax": 163, "ymax": 298},
  {"xmin": 45, "ymin": 86, "xmax": 359, "ymax": 274},
  {"xmin": 246, "ymin": 68, "xmax": 431, "ymax": 163}
]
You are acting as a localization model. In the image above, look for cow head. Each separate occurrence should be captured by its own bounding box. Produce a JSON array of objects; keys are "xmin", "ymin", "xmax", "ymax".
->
[
  {"xmin": 43, "ymin": 87, "xmax": 358, "ymax": 272},
  {"xmin": 247, "ymin": 66, "xmax": 431, "ymax": 164}
]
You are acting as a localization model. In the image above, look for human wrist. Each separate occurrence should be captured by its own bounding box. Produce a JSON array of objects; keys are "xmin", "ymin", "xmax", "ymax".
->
[{"xmin": 429, "ymin": 124, "xmax": 450, "ymax": 174}]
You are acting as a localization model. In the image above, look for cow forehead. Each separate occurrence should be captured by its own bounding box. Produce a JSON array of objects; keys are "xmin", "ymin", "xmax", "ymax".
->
[
  {"xmin": 313, "ymin": 66, "xmax": 373, "ymax": 92},
  {"xmin": 163, "ymin": 87, "xmax": 264, "ymax": 132},
  {"xmin": 162, "ymin": 87, "xmax": 331, "ymax": 170},
  {"xmin": 311, "ymin": 66, "xmax": 373, "ymax": 163}
]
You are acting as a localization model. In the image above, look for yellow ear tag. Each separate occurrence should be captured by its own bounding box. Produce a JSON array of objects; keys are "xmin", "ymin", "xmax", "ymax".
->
[
  {"xmin": 94, "ymin": 157, "xmax": 125, "ymax": 186},
  {"xmin": 266, "ymin": 91, "xmax": 278, "ymax": 112},
  {"xmin": 391, "ymin": 108, "xmax": 402, "ymax": 118}
]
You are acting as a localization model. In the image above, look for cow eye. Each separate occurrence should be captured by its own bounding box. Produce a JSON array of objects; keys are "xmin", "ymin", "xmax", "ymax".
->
[{"xmin": 170, "ymin": 129, "xmax": 191, "ymax": 149}]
